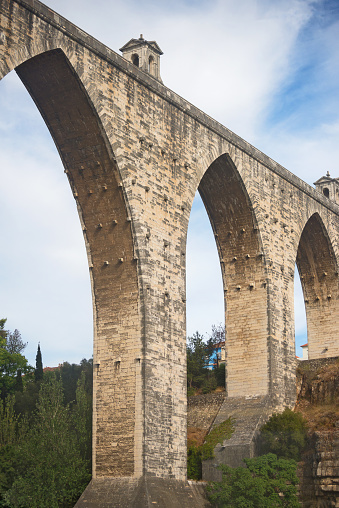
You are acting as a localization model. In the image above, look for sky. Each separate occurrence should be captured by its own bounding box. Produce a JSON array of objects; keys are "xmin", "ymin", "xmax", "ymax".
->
[{"xmin": 0, "ymin": 0, "xmax": 339, "ymax": 367}]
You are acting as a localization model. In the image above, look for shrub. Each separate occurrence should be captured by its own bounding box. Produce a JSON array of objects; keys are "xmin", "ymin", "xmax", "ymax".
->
[
  {"xmin": 207, "ymin": 453, "xmax": 300, "ymax": 507},
  {"xmin": 202, "ymin": 375, "xmax": 217, "ymax": 394},
  {"xmin": 259, "ymin": 408, "xmax": 308, "ymax": 461},
  {"xmin": 187, "ymin": 445, "xmax": 202, "ymax": 480},
  {"xmin": 187, "ymin": 419, "xmax": 234, "ymax": 479}
]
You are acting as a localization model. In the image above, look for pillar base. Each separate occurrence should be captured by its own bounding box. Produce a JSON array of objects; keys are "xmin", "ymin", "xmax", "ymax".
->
[{"xmin": 75, "ymin": 476, "xmax": 210, "ymax": 507}]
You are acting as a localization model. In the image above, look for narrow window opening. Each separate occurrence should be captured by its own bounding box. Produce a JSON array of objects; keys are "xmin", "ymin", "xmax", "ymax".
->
[
  {"xmin": 131, "ymin": 54, "xmax": 139, "ymax": 67},
  {"xmin": 323, "ymin": 187, "xmax": 329, "ymax": 198}
]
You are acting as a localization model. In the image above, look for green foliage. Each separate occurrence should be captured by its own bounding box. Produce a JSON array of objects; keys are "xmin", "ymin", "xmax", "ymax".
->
[
  {"xmin": 187, "ymin": 444, "xmax": 202, "ymax": 480},
  {"xmin": 0, "ymin": 396, "xmax": 18, "ymax": 447},
  {"xmin": 206, "ymin": 324, "xmax": 225, "ymax": 360},
  {"xmin": 59, "ymin": 361, "xmax": 81, "ymax": 405},
  {"xmin": 260, "ymin": 408, "xmax": 308, "ymax": 461},
  {"xmin": 4, "ymin": 373, "xmax": 91, "ymax": 508},
  {"xmin": 59, "ymin": 358, "xmax": 93, "ymax": 407},
  {"xmin": 73, "ymin": 371, "xmax": 92, "ymax": 465},
  {"xmin": 202, "ymin": 375, "xmax": 217, "ymax": 394},
  {"xmin": 14, "ymin": 380, "xmax": 40, "ymax": 420},
  {"xmin": 207, "ymin": 453, "xmax": 300, "ymax": 507},
  {"xmin": 186, "ymin": 325, "xmax": 226, "ymax": 393},
  {"xmin": 0, "ymin": 396, "xmax": 27, "ymax": 506},
  {"xmin": 0, "ymin": 319, "xmax": 92, "ymax": 506},
  {"xmin": 0, "ymin": 444, "xmax": 18, "ymax": 507},
  {"xmin": 34, "ymin": 344, "xmax": 43, "ymax": 383},
  {"xmin": 187, "ymin": 387, "xmax": 196, "ymax": 397},
  {"xmin": 201, "ymin": 419, "xmax": 234, "ymax": 461},
  {"xmin": 215, "ymin": 363, "xmax": 225, "ymax": 387},
  {"xmin": 0, "ymin": 321, "xmax": 33, "ymax": 399},
  {"xmin": 187, "ymin": 419, "xmax": 234, "ymax": 480},
  {"xmin": 187, "ymin": 332, "xmax": 207, "ymax": 389}
]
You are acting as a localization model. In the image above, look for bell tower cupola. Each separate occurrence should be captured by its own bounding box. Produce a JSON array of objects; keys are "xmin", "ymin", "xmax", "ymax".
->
[
  {"xmin": 120, "ymin": 35, "xmax": 163, "ymax": 83},
  {"xmin": 314, "ymin": 171, "xmax": 339, "ymax": 204}
]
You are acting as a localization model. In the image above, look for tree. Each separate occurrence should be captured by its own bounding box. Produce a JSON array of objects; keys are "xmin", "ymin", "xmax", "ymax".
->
[
  {"xmin": 206, "ymin": 323, "xmax": 225, "ymax": 361},
  {"xmin": 0, "ymin": 320, "xmax": 32, "ymax": 399},
  {"xmin": 0, "ymin": 395, "xmax": 26, "ymax": 504},
  {"xmin": 73, "ymin": 371, "xmax": 92, "ymax": 465},
  {"xmin": 34, "ymin": 344, "xmax": 43, "ymax": 382},
  {"xmin": 5, "ymin": 373, "xmax": 90, "ymax": 508},
  {"xmin": 259, "ymin": 408, "xmax": 308, "ymax": 461},
  {"xmin": 6, "ymin": 329, "xmax": 27, "ymax": 355},
  {"xmin": 207, "ymin": 453, "xmax": 300, "ymax": 507},
  {"xmin": 187, "ymin": 332, "xmax": 208, "ymax": 388},
  {"xmin": 59, "ymin": 361, "xmax": 81, "ymax": 405}
]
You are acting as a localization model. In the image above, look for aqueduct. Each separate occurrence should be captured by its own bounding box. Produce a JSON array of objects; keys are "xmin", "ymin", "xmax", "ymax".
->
[{"xmin": 1, "ymin": 0, "xmax": 339, "ymax": 505}]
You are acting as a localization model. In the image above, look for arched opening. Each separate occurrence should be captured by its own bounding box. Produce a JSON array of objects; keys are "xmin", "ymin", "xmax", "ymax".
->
[
  {"xmin": 131, "ymin": 54, "xmax": 139, "ymax": 67},
  {"xmin": 148, "ymin": 55, "xmax": 155, "ymax": 75},
  {"xmin": 188, "ymin": 154, "xmax": 268, "ymax": 398},
  {"xmin": 0, "ymin": 70, "xmax": 92, "ymax": 368},
  {"xmin": 186, "ymin": 194, "xmax": 224, "ymax": 337},
  {"xmin": 296, "ymin": 213, "xmax": 339, "ymax": 359},
  {"xmin": 323, "ymin": 187, "xmax": 330, "ymax": 198},
  {"xmin": 1, "ymin": 49, "xmax": 140, "ymax": 478}
]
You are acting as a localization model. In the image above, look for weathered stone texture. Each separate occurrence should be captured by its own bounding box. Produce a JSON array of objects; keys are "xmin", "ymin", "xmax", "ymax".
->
[
  {"xmin": 202, "ymin": 395, "xmax": 272, "ymax": 479},
  {"xmin": 298, "ymin": 430, "xmax": 339, "ymax": 507},
  {"xmin": 1, "ymin": 0, "xmax": 339, "ymax": 498},
  {"xmin": 74, "ymin": 477, "xmax": 211, "ymax": 507},
  {"xmin": 188, "ymin": 392, "xmax": 226, "ymax": 431},
  {"xmin": 297, "ymin": 357, "xmax": 339, "ymax": 405}
]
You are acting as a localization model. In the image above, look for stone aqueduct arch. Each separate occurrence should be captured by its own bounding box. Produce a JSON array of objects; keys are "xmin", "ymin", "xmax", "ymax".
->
[{"xmin": 1, "ymin": 0, "xmax": 339, "ymax": 504}]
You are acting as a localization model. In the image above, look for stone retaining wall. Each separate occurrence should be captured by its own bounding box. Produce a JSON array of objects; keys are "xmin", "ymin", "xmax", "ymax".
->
[{"xmin": 188, "ymin": 393, "xmax": 226, "ymax": 431}]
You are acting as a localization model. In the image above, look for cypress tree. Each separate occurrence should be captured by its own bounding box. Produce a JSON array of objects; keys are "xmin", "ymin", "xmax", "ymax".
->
[{"xmin": 34, "ymin": 344, "xmax": 43, "ymax": 382}]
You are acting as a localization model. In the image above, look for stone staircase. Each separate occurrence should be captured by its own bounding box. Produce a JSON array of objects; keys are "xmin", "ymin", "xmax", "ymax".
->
[{"xmin": 202, "ymin": 395, "xmax": 272, "ymax": 481}]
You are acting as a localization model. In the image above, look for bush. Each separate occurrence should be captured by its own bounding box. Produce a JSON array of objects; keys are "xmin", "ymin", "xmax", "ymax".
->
[
  {"xmin": 187, "ymin": 419, "xmax": 234, "ymax": 480},
  {"xmin": 259, "ymin": 408, "xmax": 308, "ymax": 461},
  {"xmin": 187, "ymin": 445, "xmax": 202, "ymax": 480},
  {"xmin": 207, "ymin": 453, "xmax": 300, "ymax": 507},
  {"xmin": 202, "ymin": 375, "xmax": 217, "ymax": 394}
]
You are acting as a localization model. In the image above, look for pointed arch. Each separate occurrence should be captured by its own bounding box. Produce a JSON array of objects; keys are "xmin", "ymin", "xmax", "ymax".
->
[
  {"xmin": 296, "ymin": 213, "xmax": 339, "ymax": 359},
  {"xmin": 197, "ymin": 153, "xmax": 269, "ymax": 398},
  {"xmin": 12, "ymin": 49, "xmax": 142, "ymax": 477}
]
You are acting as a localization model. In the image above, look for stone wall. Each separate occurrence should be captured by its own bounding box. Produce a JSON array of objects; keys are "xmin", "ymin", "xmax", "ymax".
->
[
  {"xmin": 188, "ymin": 392, "xmax": 226, "ymax": 432},
  {"xmin": 297, "ymin": 357, "xmax": 339, "ymax": 405},
  {"xmin": 297, "ymin": 357, "xmax": 339, "ymax": 507},
  {"xmin": 298, "ymin": 430, "xmax": 339, "ymax": 507}
]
